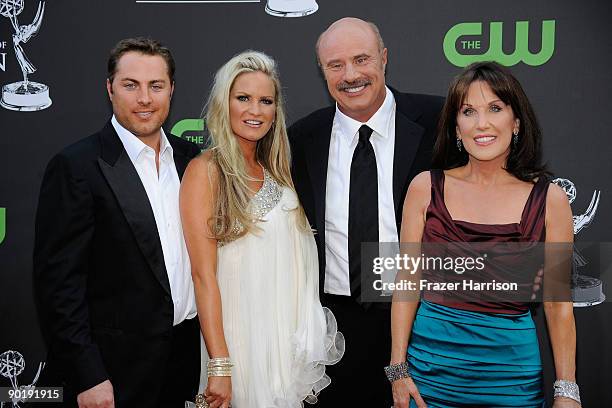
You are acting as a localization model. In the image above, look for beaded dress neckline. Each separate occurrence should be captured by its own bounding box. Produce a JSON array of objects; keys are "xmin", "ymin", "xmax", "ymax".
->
[
  {"xmin": 219, "ymin": 167, "xmax": 283, "ymax": 247},
  {"xmin": 248, "ymin": 167, "xmax": 283, "ymax": 222}
]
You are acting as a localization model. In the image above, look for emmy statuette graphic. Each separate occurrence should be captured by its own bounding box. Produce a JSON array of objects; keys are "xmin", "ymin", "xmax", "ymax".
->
[
  {"xmin": 0, "ymin": 0, "xmax": 51, "ymax": 111},
  {"xmin": 265, "ymin": 0, "xmax": 318, "ymax": 17},
  {"xmin": 553, "ymin": 178, "xmax": 604, "ymax": 307},
  {"xmin": 0, "ymin": 350, "xmax": 45, "ymax": 408}
]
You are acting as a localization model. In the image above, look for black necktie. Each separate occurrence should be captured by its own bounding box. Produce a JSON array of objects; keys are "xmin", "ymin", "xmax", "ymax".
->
[{"xmin": 348, "ymin": 125, "xmax": 378, "ymax": 302}]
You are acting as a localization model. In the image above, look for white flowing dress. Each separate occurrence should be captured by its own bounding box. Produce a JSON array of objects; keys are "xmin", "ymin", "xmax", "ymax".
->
[{"xmin": 202, "ymin": 169, "xmax": 344, "ymax": 407}]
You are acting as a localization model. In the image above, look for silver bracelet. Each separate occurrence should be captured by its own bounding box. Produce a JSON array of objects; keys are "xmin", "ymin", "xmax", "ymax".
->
[
  {"xmin": 553, "ymin": 380, "xmax": 581, "ymax": 405},
  {"xmin": 384, "ymin": 361, "xmax": 410, "ymax": 383}
]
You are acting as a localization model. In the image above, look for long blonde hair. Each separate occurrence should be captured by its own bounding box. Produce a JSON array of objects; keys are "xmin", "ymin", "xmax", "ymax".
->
[{"xmin": 204, "ymin": 50, "xmax": 307, "ymax": 241}]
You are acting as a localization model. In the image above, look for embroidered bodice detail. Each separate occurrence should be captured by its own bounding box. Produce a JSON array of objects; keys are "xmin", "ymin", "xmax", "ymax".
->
[
  {"xmin": 248, "ymin": 168, "xmax": 283, "ymax": 222},
  {"xmin": 220, "ymin": 168, "xmax": 283, "ymax": 246}
]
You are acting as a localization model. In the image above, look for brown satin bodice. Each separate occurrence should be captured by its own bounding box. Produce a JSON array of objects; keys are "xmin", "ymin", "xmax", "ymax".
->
[{"xmin": 421, "ymin": 169, "xmax": 550, "ymax": 314}]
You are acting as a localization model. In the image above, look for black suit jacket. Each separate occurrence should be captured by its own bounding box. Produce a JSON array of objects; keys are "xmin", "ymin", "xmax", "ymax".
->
[
  {"xmin": 33, "ymin": 122, "xmax": 201, "ymax": 402},
  {"xmin": 288, "ymin": 88, "xmax": 444, "ymax": 290}
]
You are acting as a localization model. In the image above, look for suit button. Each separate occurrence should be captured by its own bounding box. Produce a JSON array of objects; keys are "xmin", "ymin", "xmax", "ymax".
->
[{"xmin": 165, "ymin": 295, "xmax": 171, "ymax": 302}]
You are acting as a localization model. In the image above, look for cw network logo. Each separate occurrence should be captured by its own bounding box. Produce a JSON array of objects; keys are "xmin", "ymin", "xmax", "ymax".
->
[
  {"xmin": 0, "ymin": 207, "xmax": 5, "ymax": 245},
  {"xmin": 171, "ymin": 118, "xmax": 206, "ymax": 147},
  {"xmin": 443, "ymin": 20, "xmax": 555, "ymax": 67}
]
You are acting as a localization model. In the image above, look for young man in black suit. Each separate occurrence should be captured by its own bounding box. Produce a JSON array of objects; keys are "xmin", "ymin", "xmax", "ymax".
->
[
  {"xmin": 33, "ymin": 38, "xmax": 201, "ymax": 407},
  {"xmin": 289, "ymin": 18, "xmax": 443, "ymax": 406}
]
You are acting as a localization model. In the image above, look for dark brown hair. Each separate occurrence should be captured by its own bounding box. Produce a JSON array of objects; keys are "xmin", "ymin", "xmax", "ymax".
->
[
  {"xmin": 107, "ymin": 37, "xmax": 175, "ymax": 84},
  {"xmin": 433, "ymin": 61, "xmax": 550, "ymax": 182}
]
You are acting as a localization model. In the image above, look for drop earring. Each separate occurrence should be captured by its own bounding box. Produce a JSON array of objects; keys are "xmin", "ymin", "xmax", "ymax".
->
[
  {"xmin": 512, "ymin": 129, "xmax": 519, "ymax": 147},
  {"xmin": 456, "ymin": 138, "xmax": 463, "ymax": 152}
]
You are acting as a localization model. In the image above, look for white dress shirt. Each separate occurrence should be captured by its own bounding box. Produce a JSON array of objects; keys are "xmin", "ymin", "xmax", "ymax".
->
[
  {"xmin": 112, "ymin": 115, "xmax": 197, "ymax": 325},
  {"xmin": 324, "ymin": 87, "xmax": 399, "ymax": 296}
]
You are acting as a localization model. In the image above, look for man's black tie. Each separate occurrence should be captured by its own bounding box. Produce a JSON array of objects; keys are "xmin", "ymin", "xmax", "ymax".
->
[{"xmin": 348, "ymin": 124, "xmax": 378, "ymax": 303}]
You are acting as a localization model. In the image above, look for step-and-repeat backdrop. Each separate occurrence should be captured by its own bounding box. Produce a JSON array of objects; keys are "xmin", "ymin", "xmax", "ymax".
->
[{"xmin": 1, "ymin": 0, "xmax": 610, "ymax": 405}]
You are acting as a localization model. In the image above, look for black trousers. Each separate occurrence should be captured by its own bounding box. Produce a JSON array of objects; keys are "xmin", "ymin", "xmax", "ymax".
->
[
  {"xmin": 318, "ymin": 293, "xmax": 393, "ymax": 408},
  {"xmin": 158, "ymin": 316, "xmax": 201, "ymax": 408},
  {"xmin": 39, "ymin": 317, "xmax": 200, "ymax": 408}
]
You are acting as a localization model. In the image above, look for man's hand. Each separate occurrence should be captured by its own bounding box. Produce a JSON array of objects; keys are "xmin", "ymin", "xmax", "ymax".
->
[{"xmin": 77, "ymin": 379, "xmax": 114, "ymax": 408}]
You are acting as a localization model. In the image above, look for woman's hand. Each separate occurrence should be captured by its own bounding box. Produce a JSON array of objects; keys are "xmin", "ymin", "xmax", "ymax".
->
[
  {"xmin": 392, "ymin": 376, "xmax": 427, "ymax": 408},
  {"xmin": 552, "ymin": 396, "xmax": 581, "ymax": 408},
  {"xmin": 204, "ymin": 376, "xmax": 232, "ymax": 408}
]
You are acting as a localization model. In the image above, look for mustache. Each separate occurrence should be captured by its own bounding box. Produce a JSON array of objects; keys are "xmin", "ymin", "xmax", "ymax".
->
[{"xmin": 336, "ymin": 78, "xmax": 371, "ymax": 91}]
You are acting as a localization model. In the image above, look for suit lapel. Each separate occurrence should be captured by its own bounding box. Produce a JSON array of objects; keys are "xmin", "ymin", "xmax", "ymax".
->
[
  {"xmin": 305, "ymin": 112, "xmax": 334, "ymax": 237},
  {"xmin": 97, "ymin": 122, "xmax": 172, "ymax": 296},
  {"xmin": 392, "ymin": 90, "xmax": 425, "ymax": 227},
  {"xmin": 302, "ymin": 99, "xmax": 425, "ymax": 243}
]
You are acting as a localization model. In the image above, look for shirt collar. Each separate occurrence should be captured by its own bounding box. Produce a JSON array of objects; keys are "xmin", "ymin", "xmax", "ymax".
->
[
  {"xmin": 111, "ymin": 115, "xmax": 173, "ymax": 163},
  {"xmin": 334, "ymin": 86, "xmax": 395, "ymax": 143}
]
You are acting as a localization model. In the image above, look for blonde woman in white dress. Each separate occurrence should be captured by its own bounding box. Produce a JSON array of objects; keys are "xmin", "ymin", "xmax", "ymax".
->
[{"xmin": 180, "ymin": 51, "xmax": 344, "ymax": 408}]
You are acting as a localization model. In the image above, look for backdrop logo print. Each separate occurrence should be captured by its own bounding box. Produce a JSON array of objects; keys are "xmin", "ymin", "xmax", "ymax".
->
[
  {"xmin": 0, "ymin": 1, "xmax": 51, "ymax": 111},
  {"xmin": 134, "ymin": 0, "xmax": 318, "ymax": 18},
  {"xmin": 553, "ymin": 178, "xmax": 604, "ymax": 307},
  {"xmin": 171, "ymin": 118, "xmax": 206, "ymax": 149},
  {"xmin": 0, "ymin": 208, "xmax": 5, "ymax": 244},
  {"xmin": 443, "ymin": 20, "xmax": 555, "ymax": 67},
  {"xmin": 265, "ymin": 0, "xmax": 317, "ymax": 17},
  {"xmin": 0, "ymin": 41, "xmax": 7, "ymax": 72}
]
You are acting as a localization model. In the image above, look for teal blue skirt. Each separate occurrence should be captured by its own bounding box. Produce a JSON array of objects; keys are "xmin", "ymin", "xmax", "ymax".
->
[{"xmin": 407, "ymin": 301, "xmax": 544, "ymax": 407}]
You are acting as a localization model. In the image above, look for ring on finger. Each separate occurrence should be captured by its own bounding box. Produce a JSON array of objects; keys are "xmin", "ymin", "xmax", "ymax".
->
[{"xmin": 194, "ymin": 393, "xmax": 210, "ymax": 408}]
